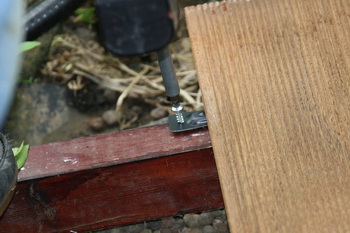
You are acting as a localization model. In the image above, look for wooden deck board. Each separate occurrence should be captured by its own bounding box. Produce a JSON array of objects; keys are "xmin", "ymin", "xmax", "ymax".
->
[{"xmin": 185, "ymin": 0, "xmax": 350, "ymax": 232}]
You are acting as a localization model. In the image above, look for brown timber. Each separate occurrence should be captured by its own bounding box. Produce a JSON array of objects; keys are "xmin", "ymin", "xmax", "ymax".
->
[
  {"xmin": 0, "ymin": 125, "xmax": 223, "ymax": 232},
  {"xmin": 185, "ymin": 0, "xmax": 350, "ymax": 232}
]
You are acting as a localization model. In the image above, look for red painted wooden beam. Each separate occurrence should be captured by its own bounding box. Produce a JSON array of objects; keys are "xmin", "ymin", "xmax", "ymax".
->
[{"xmin": 0, "ymin": 125, "xmax": 223, "ymax": 233}]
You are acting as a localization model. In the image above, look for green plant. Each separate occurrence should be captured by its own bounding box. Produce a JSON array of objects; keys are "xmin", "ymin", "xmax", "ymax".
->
[
  {"xmin": 19, "ymin": 42, "xmax": 41, "ymax": 83},
  {"xmin": 18, "ymin": 76, "xmax": 37, "ymax": 84},
  {"xmin": 12, "ymin": 142, "xmax": 29, "ymax": 170},
  {"xmin": 20, "ymin": 41, "xmax": 41, "ymax": 52},
  {"xmin": 74, "ymin": 7, "xmax": 97, "ymax": 24}
]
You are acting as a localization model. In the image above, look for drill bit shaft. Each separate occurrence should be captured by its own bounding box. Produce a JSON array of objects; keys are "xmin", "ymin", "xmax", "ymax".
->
[{"xmin": 157, "ymin": 46, "xmax": 184, "ymax": 124}]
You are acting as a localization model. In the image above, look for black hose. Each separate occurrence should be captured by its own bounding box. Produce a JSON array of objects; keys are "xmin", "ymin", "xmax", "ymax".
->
[{"xmin": 25, "ymin": 0, "xmax": 87, "ymax": 41}]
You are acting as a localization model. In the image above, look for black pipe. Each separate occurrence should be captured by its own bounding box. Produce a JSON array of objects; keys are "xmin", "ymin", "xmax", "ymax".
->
[{"xmin": 25, "ymin": 0, "xmax": 87, "ymax": 41}]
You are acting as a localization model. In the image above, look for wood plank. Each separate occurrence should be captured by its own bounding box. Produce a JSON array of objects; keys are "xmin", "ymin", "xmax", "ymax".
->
[
  {"xmin": 0, "ymin": 125, "xmax": 224, "ymax": 232},
  {"xmin": 185, "ymin": 1, "xmax": 350, "ymax": 232},
  {"xmin": 18, "ymin": 125, "xmax": 212, "ymax": 181}
]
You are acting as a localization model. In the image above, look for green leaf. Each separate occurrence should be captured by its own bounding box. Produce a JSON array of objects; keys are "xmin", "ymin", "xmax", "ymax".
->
[
  {"xmin": 18, "ymin": 77, "xmax": 37, "ymax": 84},
  {"xmin": 12, "ymin": 141, "xmax": 29, "ymax": 170},
  {"xmin": 74, "ymin": 7, "xmax": 96, "ymax": 24},
  {"xmin": 20, "ymin": 41, "xmax": 41, "ymax": 52},
  {"xmin": 12, "ymin": 141, "xmax": 23, "ymax": 156}
]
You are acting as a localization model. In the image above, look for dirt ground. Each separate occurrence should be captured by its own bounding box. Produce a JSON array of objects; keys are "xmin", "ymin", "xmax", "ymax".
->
[
  {"xmin": 38, "ymin": 1, "xmax": 203, "ymax": 135},
  {"xmin": 7, "ymin": 1, "xmax": 209, "ymax": 145}
]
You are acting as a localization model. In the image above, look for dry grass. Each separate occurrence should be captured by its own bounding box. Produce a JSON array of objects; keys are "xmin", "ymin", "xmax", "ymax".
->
[{"xmin": 41, "ymin": 34, "xmax": 203, "ymax": 124}]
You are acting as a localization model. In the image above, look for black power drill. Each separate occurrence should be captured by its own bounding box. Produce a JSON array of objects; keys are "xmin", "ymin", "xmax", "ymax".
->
[{"xmin": 95, "ymin": 0, "xmax": 185, "ymax": 126}]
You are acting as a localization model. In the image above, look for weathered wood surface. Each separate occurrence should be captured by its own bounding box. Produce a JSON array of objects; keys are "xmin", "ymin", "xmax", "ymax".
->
[
  {"xmin": 185, "ymin": 0, "xmax": 350, "ymax": 232},
  {"xmin": 18, "ymin": 125, "xmax": 211, "ymax": 181},
  {"xmin": 0, "ymin": 125, "xmax": 224, "ymax": 232}
]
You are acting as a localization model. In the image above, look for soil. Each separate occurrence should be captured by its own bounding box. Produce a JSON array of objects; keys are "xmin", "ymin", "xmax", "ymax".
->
[{"xmin": 7, "ymin": 2, "xmax": 198, "ymax": 143}]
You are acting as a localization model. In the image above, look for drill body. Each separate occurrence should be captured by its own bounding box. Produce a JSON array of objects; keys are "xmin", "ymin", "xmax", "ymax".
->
[{"xmin": 95, "ymin": 0, "xmax": 179, "ymax": 56}]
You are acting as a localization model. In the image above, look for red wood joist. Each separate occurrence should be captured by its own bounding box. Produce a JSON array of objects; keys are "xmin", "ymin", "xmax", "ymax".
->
[{"xmin": 0, "ymin": 125, "xmax": 223, "ymax": 233}]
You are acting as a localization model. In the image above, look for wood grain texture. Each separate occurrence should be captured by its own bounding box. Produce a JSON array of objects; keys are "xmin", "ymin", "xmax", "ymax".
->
[
  {"xmin": 1, "ymin": 150, "xmax": 222, "ymax": 233},
  {"xmin": 0, "ymin": 125, "xmax": 223, "ymax": 232},
  {"xmin": 18, "ymin": 125, "xmax": 211, "ymax": 181},
  {"xmin": 185, "ymin": 0, "xmax": 350, "ymax": 232}
]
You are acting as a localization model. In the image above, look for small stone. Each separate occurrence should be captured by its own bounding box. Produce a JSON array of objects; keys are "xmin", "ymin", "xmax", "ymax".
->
[
  {"xmin": 181, "ymin": 227, "xmax": 191, "ymax": 233},
  {"xmin": 103, "ymin": 89, "xmax": 118, "ymax": 103},
  {"xmin": 153, "ymin": 230, "xmax": 161, "ymax": 233},
  {"xmin": 88, "ymin": 117, "xmax": 105, "ymax": 131},
  {"xmin": 170, "ymin": 218, "xmax": 185, "ymax": 230},
  {"xmin": 150, "ymin": 108, "xmax": 168, "ymax": 120},
  {"xmin": 213, "ymin": 219, "xmax": 229, "ymax": 233},
  {"xmin": 189, "ymin": 228, "xmax": 202, "ymax": 233},
  {"xmin": 198, "ymin": 212, "xmax": 214, "ymax": 226},
  {"xmin": 160, "ymin": 229, "xmax": 172, "ymax": 233},
  {"xmin": 140, "ymin": 229, "xmax": 152, "ymax": 233},
  {"xmin": 111, "ymin": 226, "xmax": 128, "ymax": 233},
  {"xmin": 202, "ymin": 225, "xmax": 216, "ymax": 233},
  {"xmin": 222, "ymin": 210, "xmax": 227, "ymax": 219},
  {"xmin": 146, "ymin": 220, "xmax": 162, "ymax": 230},
  {"xmin": 102, "ymin": 110, "xmax": 118, "ymax": 126},
  {"xmin": 214, "ymin": 216, "xmax": 226, "ymax": 222},
  {"xmin": 183, "ymin": 214, "xmax": 200, "ymax": 228},
  {"xmin": 128, "ymin": 223, "xmax": 145, "ymax": 233},
  {"xmin": 210, "ymin": 209, "xmax": 223, "ymax": 218},
  {"xmin": 161, "ymin": 217, "xmax": 175, "ymax": 228},
  {"xmin": 213, "ymin": 219, "xmax": 222, "ymax": 225}
]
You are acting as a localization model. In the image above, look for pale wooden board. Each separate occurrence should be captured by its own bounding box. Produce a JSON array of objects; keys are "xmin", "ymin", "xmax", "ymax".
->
[{"xmin": 185, "ymin": 0, "xmax": 350, "ymax": 232}]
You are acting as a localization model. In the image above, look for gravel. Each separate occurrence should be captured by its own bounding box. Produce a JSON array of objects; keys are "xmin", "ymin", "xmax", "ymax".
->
[
  {"xmin": 183, "ymin": 214, "xmax": 200, "ymax": 228},
  {"xmin": 170, "ymin": 218, "xmax": 185, "ymax": 231},
  {"xmin": 202, "ymin": 225, "xmax": 216, "ymax": 233},
  {"xmin": 212, "ymin": 219, "xmax": 229, "ymax": 233},
  {"xmin": 128, "ymin": 223, "xmax": 145, "ymax": 233},
  {"xmin": 198, "ymin": 213, "xmax": 214, "ymax": 226},
  {"xmin": 88, "ymin": 117, "xmax": 106, "ymax": 132},
  {"xmin": 161, "ymin": 217, "xmax": 176, "ymax": 228},
  {"xmin": 146, "ymin": 220, "xmax": 162, "ymax": 231},
  {"xmin": 140, "ymin": 230, "xmax": 152, "ymax": 233},
  {"xmin": 102, "ymin": 110, "xmax": 118, "ymax": 126},
  {"xmin": 98, "ymin": 209, "xmax": 229, "ymax": 233},
  {"xmin": 188, "ymin": 228, "xmax": 202, "ymax": 233}
]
